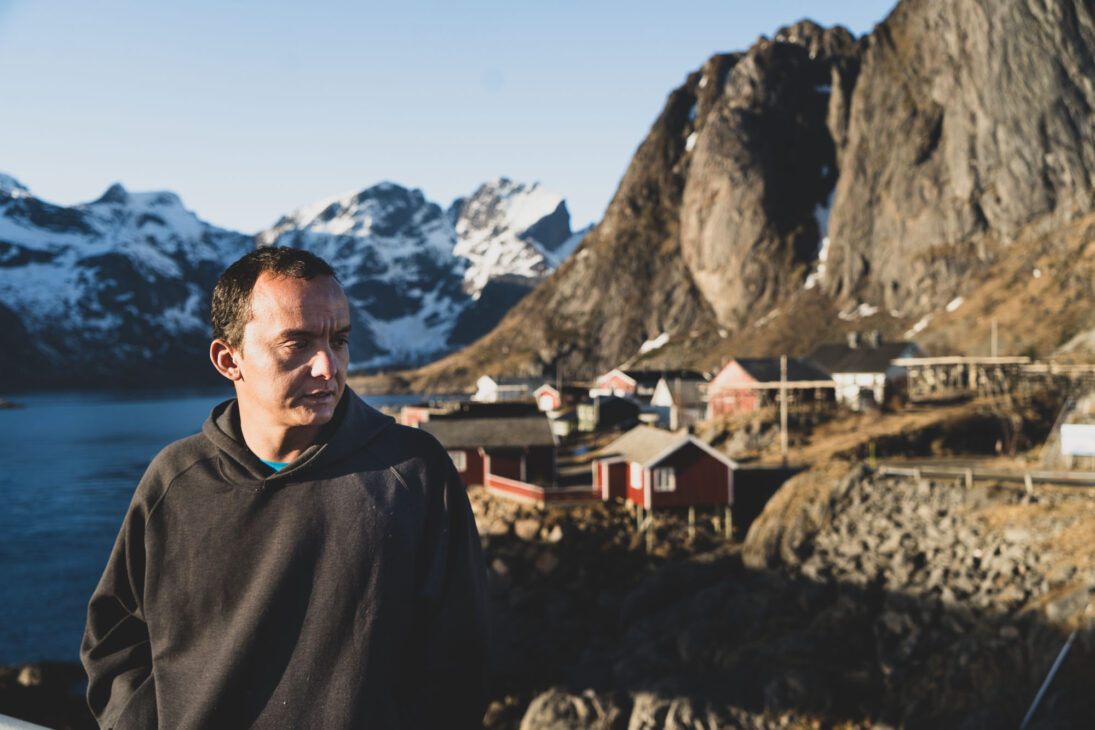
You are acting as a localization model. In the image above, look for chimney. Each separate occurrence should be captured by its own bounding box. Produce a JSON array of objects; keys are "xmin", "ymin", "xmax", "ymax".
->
[
  {"xmin": 847, "ymin": 331, "xmax": 861, "ymax": 349},
  {"xmin": 866, "ymin": 330, "xmax": 882, "ymax": 348}
]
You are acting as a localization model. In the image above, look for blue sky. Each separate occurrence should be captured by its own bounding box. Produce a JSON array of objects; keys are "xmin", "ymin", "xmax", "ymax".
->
[{"xmin": 0, "ymin": 1, "xmax": 893, "ymax": 233}]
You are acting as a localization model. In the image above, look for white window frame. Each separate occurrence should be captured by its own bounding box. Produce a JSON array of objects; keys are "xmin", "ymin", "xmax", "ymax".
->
[
  {"xmin": 653, "ymin": 466, "xmax": 676, "ymax": 492},
  {"xmin": 448, "ymin": 450, "xmax": 467, "ymax": 471}
]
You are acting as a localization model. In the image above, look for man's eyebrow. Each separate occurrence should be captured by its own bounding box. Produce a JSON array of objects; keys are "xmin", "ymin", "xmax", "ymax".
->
[{"xmin": 277, "ymin": 326, "xmax": 352, "ymax": 339}]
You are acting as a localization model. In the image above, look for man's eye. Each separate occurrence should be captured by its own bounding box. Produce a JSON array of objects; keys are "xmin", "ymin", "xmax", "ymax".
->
[
  {"xmin": 286, "ymin": 340, "xmax": 307, "ymax": 350},
  {"xmin": 332, "ymin": 337, "xmax": 349, "ymax": 348}
]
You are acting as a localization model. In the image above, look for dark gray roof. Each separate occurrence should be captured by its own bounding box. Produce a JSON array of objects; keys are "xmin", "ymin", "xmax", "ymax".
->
[
  {"xmin": 419, "ymin": 416, "xmax": 555, "ymax": 448},
  {"xmin": 484, "ymin": 375, "xmax": 543, "ymax": 388},
  {"xmin": 734, "ymin": 358, "xmax": 831, "ymax": 383},
  {"xmin": 598, "ymin": 425, "xmax": 687, "ymax": 465},
  {"xmin": 809, "ymin": 342, "xmax": 917, "ymax": 374},
  {"xmin": 622, "ymin": 369, "xmax": 707, "ymax": 386}
]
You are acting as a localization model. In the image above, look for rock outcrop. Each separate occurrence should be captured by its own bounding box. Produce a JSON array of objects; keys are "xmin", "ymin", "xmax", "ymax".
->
[{"xmin": 824, "ymin": 0, "xmax": 1095, "ymax": 313}]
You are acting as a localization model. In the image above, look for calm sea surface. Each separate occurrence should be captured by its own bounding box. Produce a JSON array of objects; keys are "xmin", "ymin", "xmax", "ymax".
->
[{"xmin": 0, "ymin": 388, "xmax": 429, "ymax": 665}]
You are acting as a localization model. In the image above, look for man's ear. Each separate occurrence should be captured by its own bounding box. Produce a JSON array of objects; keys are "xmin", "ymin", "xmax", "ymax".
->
[{"xmin": 210, "ymin": 339, "xmax": 243, "ymax": 381}]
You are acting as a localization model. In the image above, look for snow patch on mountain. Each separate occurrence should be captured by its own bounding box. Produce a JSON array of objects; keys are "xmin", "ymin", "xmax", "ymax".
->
[
  {"xmin": 452, "ymin": 178, "xmax": 583, "ymax": 297},
  {"xmin": 0, "ymin": 178, "xmax": 251, "ymax": 384},
  {"xmin": 0, "ymin": 173, "xmax": 30, "ymax": 198},
  {"xmin": 260, "ymin": 178, "xmax": 584, "ymax": 368},
  {"xmin": 0, "ymin": 170, "xmax": 584, "ymax": 382}
]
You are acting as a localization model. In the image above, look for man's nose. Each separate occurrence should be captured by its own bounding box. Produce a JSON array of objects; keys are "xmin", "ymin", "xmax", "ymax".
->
[{"xmin": 311, "ymin": 345, "xmax": 336, "ymax": 379}]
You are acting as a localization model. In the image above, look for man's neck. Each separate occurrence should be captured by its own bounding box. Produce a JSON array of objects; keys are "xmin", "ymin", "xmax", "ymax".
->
[{"xmin": 237, "ymin": 408, "xmax": 321, "ymax": 464}]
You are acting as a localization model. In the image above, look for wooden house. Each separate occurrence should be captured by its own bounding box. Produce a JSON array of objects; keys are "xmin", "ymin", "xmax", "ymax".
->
[
  {"xmin": 591, "ymin": 369, "xmax": 705, "ymax": 403},
  {"xmin": 649, "ymin": 373, "xmax": 709, "ymax": 430},
  {"xmin": 809, "ymin": 333, "xmax": 923, "ymax": 409},
  {"xmin": 419, "ymin": 415, "xmax": 557, "ymax": 487},
  {"xmin": 707, "ymin": 358, "xmax": 833, "ymax": 417},
  {"xmin": 533, "ymin": 383, "xmax": 587, "ymax": 412},
  {"xmin": 592, "ymin": 425, "xmax": 736, "ymax": 509}
]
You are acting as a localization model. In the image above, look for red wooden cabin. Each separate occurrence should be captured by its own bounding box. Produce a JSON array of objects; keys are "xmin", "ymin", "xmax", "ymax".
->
[
  {"xmin": 707, "ymin": 357, "xmax": 833, "ymax": 417},
  {"xmin": 592, "ymin": 426, "xmax": 737, "ymax": 509}
]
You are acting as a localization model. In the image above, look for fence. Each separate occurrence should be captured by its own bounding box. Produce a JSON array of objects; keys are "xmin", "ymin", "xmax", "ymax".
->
[
  {"xmin": 484, "ymin": 472, "xmax": 599, "ymax": 505},
  {"xmin": 877, "ymin": 463, "xmax": 1095, "ymax": 490}
]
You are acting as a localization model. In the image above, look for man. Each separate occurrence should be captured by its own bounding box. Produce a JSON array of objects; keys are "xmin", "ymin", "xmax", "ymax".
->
[{"xmin": 81, "ymin": 247, "xmax": 488, "ymax": 729}]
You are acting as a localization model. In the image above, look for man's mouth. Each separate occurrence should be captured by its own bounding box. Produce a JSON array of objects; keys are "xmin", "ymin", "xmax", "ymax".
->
[{"xmin": 302, "ymin": 390, "xmax": 336, "ymax": 404}]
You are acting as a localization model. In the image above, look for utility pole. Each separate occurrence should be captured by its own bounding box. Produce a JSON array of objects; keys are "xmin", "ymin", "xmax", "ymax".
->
[
  {"xmin": 991, "ymin": 318, "xmax": 998, "ymax": 358},
  {"xmin": 780, "ymin": 355, "xmax": 788, "ymax": 467}
]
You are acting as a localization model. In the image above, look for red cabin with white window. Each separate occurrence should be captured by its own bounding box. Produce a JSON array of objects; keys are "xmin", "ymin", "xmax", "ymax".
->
[{"xmin": 592, "ymin": 426, "xmax": 736, "ymax": 510}]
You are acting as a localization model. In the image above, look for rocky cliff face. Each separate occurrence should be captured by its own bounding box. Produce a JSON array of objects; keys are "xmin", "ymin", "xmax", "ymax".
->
[
  {"xmin": 422, "ymin": 0, "xmax": 1095, "ymax": 386},
  {"xmin": 680, "ymin": 23, "xmax": 859, "ymax": 328},
  {"xmin": 823, "ymin": 0, "xmax": 1095, "ymax": 313}
]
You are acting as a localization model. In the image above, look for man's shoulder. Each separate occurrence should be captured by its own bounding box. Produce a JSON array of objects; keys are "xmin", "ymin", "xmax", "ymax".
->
[
  {"xmin": 144, "ymin": 431, "xmax": 218, "ymax": 485},
  {"xmin": 371, "ymin": 421, "xmax": 448, "ymax": 464}
]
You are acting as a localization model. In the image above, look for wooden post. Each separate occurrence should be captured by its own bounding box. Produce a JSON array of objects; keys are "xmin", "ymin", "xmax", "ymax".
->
[
  {"xmin": 1025, "ymin": 472, "xmax": 1034, "ymax": 493},
  {"xmin": 965, "ymin": 468, "xmax": 974, "ymax": 489},
  {"xmin": 636, "ymin": 506, "xmax": 643, "ymax": 531},
  {"xmin": 688, "ymin": 505, "xmax": 696, "ymax": 541},
  {"xmin": 724, "ymin": 505, "xmax": 733, "ymax": 539},
  {"xmin": 780, "ymin": 355, "xmax": 788, "ymax": 467},
  {"xmin": 645, "ymin": 511, "xmax": 654, "ymax": 554}
]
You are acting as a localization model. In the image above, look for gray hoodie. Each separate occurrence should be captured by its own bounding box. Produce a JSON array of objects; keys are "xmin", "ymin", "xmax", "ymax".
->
[{"xmin": 81, "ymin": 391, "xmax": 488, "ymax": 729}]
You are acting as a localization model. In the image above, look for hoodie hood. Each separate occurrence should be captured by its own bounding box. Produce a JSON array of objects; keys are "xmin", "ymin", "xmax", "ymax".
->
[{"xmin": 201, "ymin": 389, "xmax": 395, "ymax": 488}]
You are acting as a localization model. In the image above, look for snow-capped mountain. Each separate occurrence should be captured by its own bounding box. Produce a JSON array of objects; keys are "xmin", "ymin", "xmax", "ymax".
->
[
  {"xmin": 0, "ymin": 173, "xmax": 584, "ymax": 385},
  {"xmin": 257, "ymin": 178, "xmax": 586, "ymax": 369},
  {"xmin": 451, "ymin": 179, "xmax": 588, "ymax": 297},
  {"xmin": 0, "ymin": 177, "xmax": 250, "ymax": 386},
  {"xmin": 257, "ymin": 183, "xmax": 469, "ymax": 369}
]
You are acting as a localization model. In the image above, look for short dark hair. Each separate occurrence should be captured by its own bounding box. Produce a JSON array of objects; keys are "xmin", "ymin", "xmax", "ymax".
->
[{"xmin": 211, "ymin": 246, "xmax": 338, "ymax": 348}]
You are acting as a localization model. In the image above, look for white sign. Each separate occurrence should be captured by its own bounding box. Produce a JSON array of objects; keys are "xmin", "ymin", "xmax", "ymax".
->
[{"xmin": 1060, "ymin": 424, "xmax": 1095, "ymax": 456}]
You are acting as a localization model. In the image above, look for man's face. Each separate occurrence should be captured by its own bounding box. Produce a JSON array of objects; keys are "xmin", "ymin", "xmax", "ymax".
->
[{"xmin": 230, "ymin": 272, "xmax": 351, "ymax": 431}]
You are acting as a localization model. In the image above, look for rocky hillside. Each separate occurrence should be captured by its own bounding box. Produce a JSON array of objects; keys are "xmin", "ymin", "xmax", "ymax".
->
[{"xmin": 402, "ymin": 0, "xmax": 1095, "ymax": 390}]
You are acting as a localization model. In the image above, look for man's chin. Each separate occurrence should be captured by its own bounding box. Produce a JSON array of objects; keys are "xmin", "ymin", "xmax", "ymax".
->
[{"xmin": 292, "ymin": 396, "xmax": 340, "ymax": 424}]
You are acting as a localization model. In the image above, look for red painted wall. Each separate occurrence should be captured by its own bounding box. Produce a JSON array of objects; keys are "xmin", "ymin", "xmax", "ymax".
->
[
  {"xmin": 453, "ymin": 448, "xmax": 485, "ymax": 486},
  {"xmin": 600, "ymin": 373, "xmax": 636, "ymax": 395},
  {"xmin": 598, "ymin": 461, "xmax": 628, "ymax": 501},
  {"xmin": 401, "ymin": 406, "xmax": 432, "ymax": 428},
  {"xmin": 649, "ymin": 442, "xmax": 731, "ymax": 508},
  {"xmin": 708, "ymin": 360, "xmax": 760, "ymax": 416}
]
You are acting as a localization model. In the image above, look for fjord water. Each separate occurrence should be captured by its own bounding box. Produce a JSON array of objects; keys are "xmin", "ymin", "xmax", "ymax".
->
[
  {"xmin": 0, "ymin": 388, "xmax": 421, "ymax": 664},
  {"xmin": 0, "ymin": 388, "xmax": 232, "ymax": 664}
]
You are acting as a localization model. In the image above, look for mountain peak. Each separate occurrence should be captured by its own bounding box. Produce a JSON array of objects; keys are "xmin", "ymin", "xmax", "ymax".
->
[
  {"xmin": 94, "ymin": 183, "xmax": 129, "ymax": 205},
  {"xmin": 0, "ymin": 172, "xmax": 30, "ymax": 198}
]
